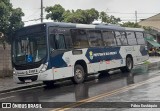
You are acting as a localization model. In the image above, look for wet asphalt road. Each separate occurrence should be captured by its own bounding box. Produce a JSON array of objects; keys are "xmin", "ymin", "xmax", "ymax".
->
[{"xmin": 1, "ymin": 62, "xmax": 160, "ymax": 111}]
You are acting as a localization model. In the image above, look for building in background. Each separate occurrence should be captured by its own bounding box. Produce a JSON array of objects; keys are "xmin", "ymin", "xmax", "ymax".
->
[{"xmin": 139, "ymin": 13, "xmax": 160, "ymax": 50}]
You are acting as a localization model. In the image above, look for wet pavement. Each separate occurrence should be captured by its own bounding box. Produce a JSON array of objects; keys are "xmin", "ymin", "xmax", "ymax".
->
[{"xmin": 1, "ymin": 61, "xmax": 160, "ymax": 111}]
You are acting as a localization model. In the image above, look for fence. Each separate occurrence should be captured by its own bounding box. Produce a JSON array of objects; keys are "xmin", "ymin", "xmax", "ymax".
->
[{"xmin": 0, "ymin": 44, "xmax": 12, "ymax": 78}]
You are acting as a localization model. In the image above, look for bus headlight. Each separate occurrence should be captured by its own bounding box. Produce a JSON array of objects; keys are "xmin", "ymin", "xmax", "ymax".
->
[
  {"xmin": 13, "ymin": 71, "xmax": 16, "ymax": 75},
  {"xmin": 13, "ymin": 68, "xmax": 17, "ymax": 75},
  {"xmin": 40, "ymin": 63, "xmax": 48, "ymax": 73}
]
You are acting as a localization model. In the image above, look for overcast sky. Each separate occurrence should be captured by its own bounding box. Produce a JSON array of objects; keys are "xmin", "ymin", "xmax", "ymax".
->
[{"xmin": 10, "ymin": 0, "xmax": 160, "ymax": 26}]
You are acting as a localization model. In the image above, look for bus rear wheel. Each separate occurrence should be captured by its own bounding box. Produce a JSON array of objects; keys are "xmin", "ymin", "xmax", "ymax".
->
[
  {"xmin": 72, "ymin": 65, "xmax": 85, "ymax": 84},
  {"xmin": 120, "ymin": 57, "xmax": 133, "ymax": 73}
]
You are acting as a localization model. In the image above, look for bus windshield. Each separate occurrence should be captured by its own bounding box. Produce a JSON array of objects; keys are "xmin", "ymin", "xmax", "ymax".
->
[{"xmin": 12, "ymin": 32, "xmax": 47, "ymax": 65}]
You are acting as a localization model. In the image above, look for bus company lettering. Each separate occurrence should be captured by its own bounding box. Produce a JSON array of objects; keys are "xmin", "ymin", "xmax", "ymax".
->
[{"xmin": 93, "ymin": 52, "xmax": 117, "ymax": 57}]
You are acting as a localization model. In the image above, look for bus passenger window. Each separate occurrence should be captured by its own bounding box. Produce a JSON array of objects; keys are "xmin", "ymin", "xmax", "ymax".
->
[
  {"xmin": 126, "ymin": 32, "xmax": 137, "ymax": 45},
  {"xmin": 136, "ymin": 32, "xmax": 145, "ymax": 44},
  {"xmin": 115, "ymin": 31, "xmax": 122, "ymax": 45},
  {"xmin": 87, "ymin": 30, "xmax": 103, "ymax": 47},
  {"xmin": 103, "ymin": 31, "xmax": 116, "ymax": 46},
  {"xmin": 49, "ymin": 34, "xmax": 66, "ymax": 50},
  {"xmin": 49, "ymin": 34, "xmax": 56, "ymax": 51},
  {"xmin": 70, "ymin": 29, "xmax": 89, "ymax": 48},
  {"xmin": 55, "ymin": 34, "xmax": 66, "ymax": 49}
]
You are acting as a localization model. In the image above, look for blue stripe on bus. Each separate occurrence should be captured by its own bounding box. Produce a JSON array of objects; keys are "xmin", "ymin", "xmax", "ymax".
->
[
  {"xmin": 50, "ymin": 54, "xmax": 67, "ymax": 68},
  {"xmin": 85, "ymin": 47, "xmax": 122, "ymax": 63},
  {"xmin": 140, "ymin": 46, "xmax": 148, "ymax": 56}
]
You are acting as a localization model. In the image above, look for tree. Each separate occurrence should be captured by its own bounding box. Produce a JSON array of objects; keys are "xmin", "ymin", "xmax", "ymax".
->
[
  {"xmin": 85, "ymin": 8, "xmax": 99, "ymax": 24},
  {"xmin": 45, "ymin": 4, "xmax": 65, "ymax": 22},
  {"xmin": 99, "ymin": 11, "xmax": 109, "ymax": 22},
  {"xmin": 99, "ymin": 11, "xmax": 121, "ymax": 24},
  {"xmin": 7, "ymin": 8, "xmax": 24, "ymax": 42},
  {"xmin": 0, "ymin": 0, "xmax": 24, "ymax": 43},
  {"xmin": 63, "ymin": 8, "xmax": 99, "ymax": 24},
  {"xmin": 45, "ymin": 4, "xmax": 120, "ymax": 24},
  {"xmin": 121, "ymin": 22, "xmax": 141, "ymax": 28}
]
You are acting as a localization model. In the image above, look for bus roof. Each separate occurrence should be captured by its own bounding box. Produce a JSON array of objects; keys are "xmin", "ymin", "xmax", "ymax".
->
[{"xmin": 24, "ymin": 22, "xmax": 144, "ymax": 32}]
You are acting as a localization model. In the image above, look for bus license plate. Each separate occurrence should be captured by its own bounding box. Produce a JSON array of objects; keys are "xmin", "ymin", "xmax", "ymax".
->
[{"xmin": 25, "ymin": 79, "xmax": 32, "ymax": 83}]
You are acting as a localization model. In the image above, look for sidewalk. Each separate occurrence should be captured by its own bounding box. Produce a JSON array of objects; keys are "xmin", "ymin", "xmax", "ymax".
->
[
  {"xmin": 0, "ymin": 57, "xmax": 160, "ymax": 93},
  {"xmin": 0, "ymin": 77, "xmax": 43, "ymax": 93},
  {"xmin": 146, "ymin": 56, "xmax": 160, "ymax": 63}
]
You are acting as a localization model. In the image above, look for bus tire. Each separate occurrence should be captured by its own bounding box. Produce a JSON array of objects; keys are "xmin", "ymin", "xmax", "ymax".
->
[
  {"xmin": 120, "ymin": 57, "xmax": 133, "ymax": 72},
  {"xmin": 43, "ymin": 81, "xmax": 54, "ymax": 87},
  {"xmin": 72, "ymin": 65, "xmax": 85, "ymax": 84}
]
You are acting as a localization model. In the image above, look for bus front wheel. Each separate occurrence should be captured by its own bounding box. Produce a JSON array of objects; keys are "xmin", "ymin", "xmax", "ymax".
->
[
  {"xmin": 72, "ymin": 65, "xmax": 85, "ymax": 84},
  {"xmin": 120, "ymin": 57, "xmax": 133, "ymax": 73}
]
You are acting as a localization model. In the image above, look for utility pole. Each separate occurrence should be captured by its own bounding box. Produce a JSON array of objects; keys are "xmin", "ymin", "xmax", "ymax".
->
[
  {"xmin": 41, "ymin": 0, "xmax": 43, "ymax": 23},
  {"xmin": 135, "ymin": 10, "xmax": 137, "ymax": 23}
]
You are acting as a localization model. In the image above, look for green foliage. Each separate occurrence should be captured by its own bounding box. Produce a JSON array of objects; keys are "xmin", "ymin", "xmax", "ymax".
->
[
  {"xmin": 45, "ymin": 4, "xmax": 121, "ymax": 24},
  {"xmin": 99, "ymin": 11, "xmax": 121, "ymax": 24},
  {"xmin": 121, "ymin": 22, "xmax": 141, "ymax": 28},
  {"xmin": 45, "ymin": 4, "xmax": 65, "ymax": 22},
  {"xmin": 0, "ymin": 0, "xmax": 24, "ymax": 43}
]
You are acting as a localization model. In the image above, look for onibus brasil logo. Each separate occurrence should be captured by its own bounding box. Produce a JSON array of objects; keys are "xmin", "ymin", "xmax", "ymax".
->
[{"xmin": 89, "ymin": 51, "xmax": 93, "ymax": 60}]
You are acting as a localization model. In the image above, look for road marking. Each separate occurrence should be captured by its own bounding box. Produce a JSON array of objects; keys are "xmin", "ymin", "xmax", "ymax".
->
[
  {"xmin": 52, "ymin": 75, "xmax": 160, "ymax": 111},
  {"xmin": 0, "ymin": 96, "xmax": 15, "ymax": 100}
]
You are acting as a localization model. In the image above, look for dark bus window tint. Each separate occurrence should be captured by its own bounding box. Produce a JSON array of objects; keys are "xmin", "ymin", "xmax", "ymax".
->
[
  {"xmin": 62, "ymin": 29, "xmax": 72, "ymax": 49},
  {"xmin": 70, "ymin": 29, "xmax": 89, "ymax": 48},
  {"xmin": 49, "ymin": 34, "xmax": 56, "ymax": 51},
  {"xmin": 126, "ymin": 32, "xmax": 137, "ymax": 45},
  {"xmin": 55, "ymin": 34, "xmax": 66, "ymax": 49},
  {"xmin": 49, "ymin": 27, "xmax": 72, "ymax": 49},
  {"xmin": 136, "ymin": 32, "xmax": 145, "ymax": 44},
  {"xmin": 103, "ymin": 31, "xmax": 116, "ymax": 46},
  {"xmin": 115, "ymin": 31, "xmax": 128, "ymax": 45},
  {"xmin": 50, "ymin": 34, "xmax": 66, "ymax": 50},
  {"xmin": 88, "ymin": 30, "xmax": 103, "ymax": 47}
]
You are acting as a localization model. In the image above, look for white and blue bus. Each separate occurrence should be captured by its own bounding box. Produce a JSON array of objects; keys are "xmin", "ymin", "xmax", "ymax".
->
[{"xmin": 12, "ymin": 22, "xmax": 148, "ymax": 85}]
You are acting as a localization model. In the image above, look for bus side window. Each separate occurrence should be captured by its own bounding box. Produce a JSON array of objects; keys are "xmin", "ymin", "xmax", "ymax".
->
[
  {"xmin": 126, "ymin": 32, "xmax": 137, "ymax": 45},
  {"xmin": 49, "ymin": 34, "xmax": 56, "ymax": 51},
  {"xmin": 135, "ymin": 32, "xmax": 145, "ymax": 45},
  {"xmin": 55, "ymin": 34, "xmax": 66, "ymax": 49},
  {"xmin": 102, "ymin": 30, "xmax": 116, "ymax": 46},
  {"xmin": 115, "ymin": 31, "xmax": 128, "ymax": 46},
  {"xmin": 70, "ymin": 29, "xmax": 89, "ymax": 48},
  {"xmin": 64, "ymin": 29, "xmax": 73, "ymax": 49},
  {"xmin": 87, "ymin": 30, "xmax": 103, "ymax": 47},
  {"xmin": 120, "ymin": 32, "xmax": 128, "ymax": 45}
]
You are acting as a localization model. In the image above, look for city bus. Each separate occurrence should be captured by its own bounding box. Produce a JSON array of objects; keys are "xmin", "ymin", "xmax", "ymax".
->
[{"xmin": 12, "ymin": 22, "xmax": 148, "ymax": 86}]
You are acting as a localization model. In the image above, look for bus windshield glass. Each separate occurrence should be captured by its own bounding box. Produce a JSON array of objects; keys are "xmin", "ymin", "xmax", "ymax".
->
[{"xmin": 12, "ymin": 32, "xmax": 46, "ymax": 65}]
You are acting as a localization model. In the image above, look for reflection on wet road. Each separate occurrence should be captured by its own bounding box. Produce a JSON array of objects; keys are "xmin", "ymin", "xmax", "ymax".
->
[{"xmin": 1, "ymin": 62, "xmax": 160, "ymax": 111}]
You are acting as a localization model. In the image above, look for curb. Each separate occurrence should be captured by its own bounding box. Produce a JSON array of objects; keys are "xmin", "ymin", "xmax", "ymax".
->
[{"xmin": 0, "ymin": 82, "xmax": 44, "ymax": 94}]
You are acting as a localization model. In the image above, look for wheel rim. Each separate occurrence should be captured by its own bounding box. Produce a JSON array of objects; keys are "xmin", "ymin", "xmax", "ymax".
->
[
  {"xmin": 75, "ymin": 69, "xmax": 83, "ymax": 80},
  {"xmin": 127, "ymin": 58, "xmax": 132, "ymax": 70}
]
